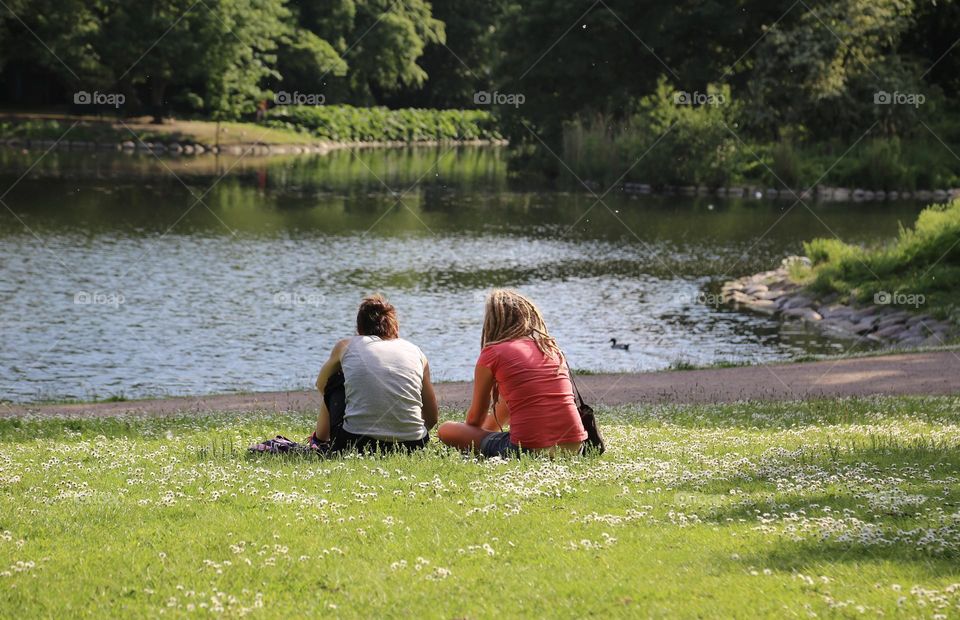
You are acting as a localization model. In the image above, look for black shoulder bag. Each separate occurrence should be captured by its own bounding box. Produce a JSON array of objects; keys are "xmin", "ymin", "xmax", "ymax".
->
[{"xmin": 567, "ymin": 366, "xmax": 606, "ymax": 456}]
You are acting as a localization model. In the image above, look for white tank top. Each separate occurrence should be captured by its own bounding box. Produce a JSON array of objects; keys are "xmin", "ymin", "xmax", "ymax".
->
[{"xmin": 341, "ymin": 335, "xmax": 427, "ymax": 441}]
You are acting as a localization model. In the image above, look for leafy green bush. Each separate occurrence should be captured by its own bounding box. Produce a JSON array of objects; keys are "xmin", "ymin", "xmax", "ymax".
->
[
  {"xmin": 560, "ymin": 79, "xmax": 745, "ymax": 188},
  {"xmin": 555, "ymin": 76, "xmax": 960, "ymax": 191},
  {"xmin": 803, "ymin": 199, "xmax": 960, "ymax": 319},
  {"xmin": 563, "ymin": 79, "xmax": 756, "ymax": 187},
  {"xmin": 622, "ymin": 79, "xmax": 742, "ymax": 188},
  {"xmin": 805, "ymin": 237, "xmax": 866, "ymax": 265},
  {"xmin": 264, "ymin": 105, "xmax": 502, "ymax": 142}
]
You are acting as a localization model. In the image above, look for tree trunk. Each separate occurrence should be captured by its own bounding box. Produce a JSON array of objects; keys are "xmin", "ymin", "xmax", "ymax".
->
[{"xmin": 150, "ymin": 77, "xmax": 168, "ymax": 124}]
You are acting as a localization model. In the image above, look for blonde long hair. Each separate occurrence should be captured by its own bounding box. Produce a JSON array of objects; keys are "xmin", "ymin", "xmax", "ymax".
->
[{"xmin": 481, "ymin": 289, "xmax": 563, "ymax": 362}]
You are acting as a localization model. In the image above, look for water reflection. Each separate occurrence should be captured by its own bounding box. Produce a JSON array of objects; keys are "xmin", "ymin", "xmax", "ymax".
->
[{"xmin": 0, "ymin": 147, "xmax": 923, "ymax": 402}]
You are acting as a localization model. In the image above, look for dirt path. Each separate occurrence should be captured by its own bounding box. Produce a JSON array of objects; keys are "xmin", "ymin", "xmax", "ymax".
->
[{"xmin": 3, "ymin": 351, "xmax": 959, "ymax": 418}]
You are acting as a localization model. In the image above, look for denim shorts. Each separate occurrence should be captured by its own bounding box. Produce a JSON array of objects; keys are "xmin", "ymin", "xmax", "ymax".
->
[
  {"xmin": 479, "ymin": 431, "xmax": 523, "ymax": 458},
  {"xmin": 480, "ymin": 432, "xmax": 588, "ymax": 458}
]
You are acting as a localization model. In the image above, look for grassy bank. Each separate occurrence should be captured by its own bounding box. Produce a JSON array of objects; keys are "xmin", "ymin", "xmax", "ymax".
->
[
  {"xmin": 792, "ymin": 199, "xmax": 960, "ymax": 321},
  {"xmin": 265, "ymin": 105, "xmax": 502, "ymax": 142},
  {"xmin": 0, "ymin": 115, "xmax": 315, "ymax": 146},
  {"xmin": 0, "ymin": 106, "xmax": 502, "ymax": 147},
  {"xmin": 2, "ymin": 397, "xmax": 960, "ymax": 617}
]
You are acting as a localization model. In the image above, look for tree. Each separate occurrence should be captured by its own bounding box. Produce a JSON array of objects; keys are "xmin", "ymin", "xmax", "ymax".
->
[
  {"xmin": 745, "ymin": 0, "xmax": 926, "ymax": 140},
  {"xmin": 190, "ymin": 0, "xmax": 293, "ymax": 121},
  {"xmin": 492, "ymin": 0, "xmax": 790, "ymax": 145},
  {"xmin": 0, "ymin": 0, "xmax": 352, "ymax": 120},
  {"xmin": 904, "ymin": 0, "xmax": 960, "ymax": 99},
  {"xmin": 290, "ymin": 0, "xmax": 444, "ymax": 104},
  {"xmin": 383, "ymin": 0, "xmax": 514, "ymax": 108},
  {"xmin": 96, "ymin": 0, "xmax": 294, "ymax": 121},
  {"xmin": 0, "ymin": 0, "xmax": 111, "ymax": 89}
]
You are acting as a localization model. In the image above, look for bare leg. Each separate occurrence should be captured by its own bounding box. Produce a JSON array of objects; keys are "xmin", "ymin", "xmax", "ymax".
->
[{"xmin": 438, "ymin": 421, "xmax": 494, "ymax": 453}]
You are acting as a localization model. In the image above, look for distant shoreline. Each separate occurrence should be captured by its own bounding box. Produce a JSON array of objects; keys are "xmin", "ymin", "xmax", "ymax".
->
[
  {"xmin": 0, "ymin": 111, "xmax": 509, "ymax": 155},
  {"xmin": 0, "ymin": 137, "xmax": 508, "ymax": 156}
]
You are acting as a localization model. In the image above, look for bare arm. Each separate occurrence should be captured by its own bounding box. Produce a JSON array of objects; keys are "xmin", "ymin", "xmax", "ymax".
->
[
  {"xmin": 312, "ymin": 339, "xmax": 350, "ymax": 441},
  {"xmin": 420, "ymin": 360, "xmax": 439, "ymax": 431},
  {"xmin": 315, "ymin": 339, "xmax": 349, "ymax": 392},
  {"xmin": 464, "ymin": 363, "xmax": 495, "ymax": 427}
]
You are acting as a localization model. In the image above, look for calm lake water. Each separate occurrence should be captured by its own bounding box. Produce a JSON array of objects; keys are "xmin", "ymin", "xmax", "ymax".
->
[{"xmin": 0, "ymin": 146, "xmax": 925, "ymax": 402}]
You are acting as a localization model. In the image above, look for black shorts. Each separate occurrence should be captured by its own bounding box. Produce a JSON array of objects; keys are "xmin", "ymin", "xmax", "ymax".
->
[
  {"xmin": 480, "ymin": 432, "xmax": 587, "ymax": 458},
  {"xmin": 332, "ymin": 429, "xmax": 429, "ymax": 455}
]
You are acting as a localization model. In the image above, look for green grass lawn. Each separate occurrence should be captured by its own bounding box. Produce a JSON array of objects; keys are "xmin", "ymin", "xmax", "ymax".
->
[{"xmin": 2, "ymin": 397, "xmax": 959, "ymax": 617}]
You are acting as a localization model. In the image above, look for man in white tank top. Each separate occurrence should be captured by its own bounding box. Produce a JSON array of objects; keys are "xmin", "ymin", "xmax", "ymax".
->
[{"xmin": 309, "ymin": 295, "xmax": 439, "ymax": 454}]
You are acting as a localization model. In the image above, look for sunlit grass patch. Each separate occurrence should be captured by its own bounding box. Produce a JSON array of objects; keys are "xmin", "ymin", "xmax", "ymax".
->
[
  {"xmin": 1, "ymin": 396, "xmax": 959, "ymax": 617},
  {"xmin": 802, "ymin": 199, "xmax": 960, "ymax": 321}
]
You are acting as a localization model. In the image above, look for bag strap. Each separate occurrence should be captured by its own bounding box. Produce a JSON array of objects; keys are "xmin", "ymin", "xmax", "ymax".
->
[
  {"xmin": 562, "ymin": 351, "xmax": 589, "ymax": 409},
  {"xmin": 569, "ymin": 374, "xmax": 588, "ymax": 409}
]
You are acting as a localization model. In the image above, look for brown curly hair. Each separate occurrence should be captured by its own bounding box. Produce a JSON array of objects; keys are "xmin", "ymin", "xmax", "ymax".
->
[{"xmin": 356, "ymin": 294, "xmax": 399, "ymax": 339}]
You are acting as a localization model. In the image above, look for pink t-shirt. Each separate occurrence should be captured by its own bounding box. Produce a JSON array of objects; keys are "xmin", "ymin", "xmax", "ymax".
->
[{"xmin": 477, "ymin": 338, "xmax": 587, "ymax": 449}]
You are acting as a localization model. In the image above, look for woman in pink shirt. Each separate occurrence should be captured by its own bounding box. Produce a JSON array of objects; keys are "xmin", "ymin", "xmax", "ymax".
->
[{"xmin": 438, "ymin": 289, "xmax": 587, "ymax": 457}]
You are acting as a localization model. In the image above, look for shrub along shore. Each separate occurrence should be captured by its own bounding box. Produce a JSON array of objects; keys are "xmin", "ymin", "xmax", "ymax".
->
[
  {"xmin": 0, "ymin": 106, "xmax": 506, "ymax": 155},
  {"xmin": 4, "ymin": 107, "xmax": 957, "ymax": 204},
  {"xmin": 560, "ymin": 80, "xmax": 960, "ymax": 199}
]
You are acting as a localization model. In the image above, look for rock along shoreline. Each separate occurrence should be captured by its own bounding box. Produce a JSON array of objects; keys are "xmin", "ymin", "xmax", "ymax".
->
[
  {"xmin": 0, "ymin": 136, "xmax": 509, "ymax": 157},
  {"xmin": 585, "ymin": 181, "xmax": 960, "ymax": 203},
  {"xmin": 722, "ymin": 256, "xmax": 957, "ymax": 347}
]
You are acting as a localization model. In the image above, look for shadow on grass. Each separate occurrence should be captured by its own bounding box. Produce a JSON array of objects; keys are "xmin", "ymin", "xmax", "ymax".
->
[
  {"xmin": 740, "ymin": 538, "xmax": 960, "ymax": 575},
  {"xmin": 678, "ymin": 482, "xmax": 958, "ymax": 522}
]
